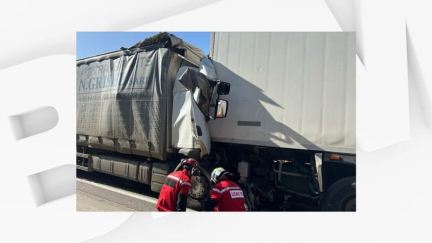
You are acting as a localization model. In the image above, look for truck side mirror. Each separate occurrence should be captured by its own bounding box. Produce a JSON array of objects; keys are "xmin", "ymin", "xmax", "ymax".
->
[
  {"xmin": 217, "ymin": 82, "xmax": 230, "ymax": 95},
  {"xmin": 216, "ymin": 99, "xmax": 228, "ymax": 118}
]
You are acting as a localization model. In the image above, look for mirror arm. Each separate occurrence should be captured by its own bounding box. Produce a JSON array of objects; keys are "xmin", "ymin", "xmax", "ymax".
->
[
  {"xmin": 208, "ymin": 80, "xmax": 220, "ymax": 120},
  {"xmin": 212, "ymin": 93, "xmax": 221, "ymax": 120}
]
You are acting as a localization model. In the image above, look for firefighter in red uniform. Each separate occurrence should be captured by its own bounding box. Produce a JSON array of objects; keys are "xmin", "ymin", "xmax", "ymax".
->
[
  {"xmin": 156, "ymin": 158, "xmax": 200, "ymax": 212},
  {"xmin": 204, "ymin": 167, "xmax": 246, "ymax": 212}
]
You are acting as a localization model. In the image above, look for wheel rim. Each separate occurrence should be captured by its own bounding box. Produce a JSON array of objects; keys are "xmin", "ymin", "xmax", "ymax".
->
[
  {"xmin": 174, "ymin": 161, "xmax": 211, "ymax": 200},
  {"xmin": 189, "ymin": 175, "xmax": 209, "ymax": 200}
]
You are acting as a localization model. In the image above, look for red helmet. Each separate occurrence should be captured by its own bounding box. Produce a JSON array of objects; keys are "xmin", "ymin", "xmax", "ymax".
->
[{"xmin": 182, "ymin": 158, "xmax": 200, "ymax": 176}]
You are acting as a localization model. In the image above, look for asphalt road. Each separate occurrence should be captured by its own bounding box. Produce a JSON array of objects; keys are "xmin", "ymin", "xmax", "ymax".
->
[
  {"xmin": 77, "ymin": 171, "xmax": 197, "ymax": 212},
  {"xmin": 76, "ymin": 190, "xmax": 137, "ymax": 212}
]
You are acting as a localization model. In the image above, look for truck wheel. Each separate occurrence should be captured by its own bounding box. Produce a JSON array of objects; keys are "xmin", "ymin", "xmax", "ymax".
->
[
  {"xmin": 174, "ymin": 162, "xmax": 212, "ymax": 210},
  {"xmin": 321, "ymin": 177, "xmax": 356, "ymax": 211}
]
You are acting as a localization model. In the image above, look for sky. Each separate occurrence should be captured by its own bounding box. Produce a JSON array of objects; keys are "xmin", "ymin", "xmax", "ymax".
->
[{"xmin": 76, "ymin": 32, "xmax": 211, "ymax": 60}]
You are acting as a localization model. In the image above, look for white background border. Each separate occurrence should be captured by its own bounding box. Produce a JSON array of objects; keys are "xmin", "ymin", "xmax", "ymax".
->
[{"xmin": 0, "ymin": 0, "xmax": 431, "ymax": 242}]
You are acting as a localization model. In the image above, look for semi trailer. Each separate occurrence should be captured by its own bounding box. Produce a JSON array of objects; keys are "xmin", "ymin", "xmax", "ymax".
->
[{"xmin": 76, "ymin": 32, "xmax": 356, "ymax": 211}]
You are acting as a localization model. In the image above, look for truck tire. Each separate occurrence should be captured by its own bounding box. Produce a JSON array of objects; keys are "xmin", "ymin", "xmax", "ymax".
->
[
  {"xmin": 321, "ymin": 176, "xmax": 356, "ymax": 211},
  {"xmin": 174, "ymin": 162, "xmax": 212, "ymax": 211}
]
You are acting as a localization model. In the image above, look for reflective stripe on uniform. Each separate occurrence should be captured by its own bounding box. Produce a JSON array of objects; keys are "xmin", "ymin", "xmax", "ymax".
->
[
  {"xmin": 167, "ymin": 175, "xmax": 180, "ymax": 181},
  {"xmin": 180, "ymin": 181, "xmax": 191, "ymax": 186},
  {"xmin": 212, "ymin": 187, "xmax": 241, "ymax": 193},
  {"xmin": 167, "ymin": 174, "xmax": 190, "ymax": 187}
]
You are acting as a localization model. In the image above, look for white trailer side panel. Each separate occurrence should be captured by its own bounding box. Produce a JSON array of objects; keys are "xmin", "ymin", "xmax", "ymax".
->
[{"xmin": 209, "ymin": 32, "xmax": 355, "ymax": 154}]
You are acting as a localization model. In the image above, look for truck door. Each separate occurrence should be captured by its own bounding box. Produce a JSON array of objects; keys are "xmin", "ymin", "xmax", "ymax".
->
[{"xmin": 172, "ymin": 67, "xmax": 211, "ymax": 158}]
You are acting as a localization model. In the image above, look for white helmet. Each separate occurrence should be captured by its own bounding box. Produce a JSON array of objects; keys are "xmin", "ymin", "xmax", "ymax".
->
[{"xmin": 210, "ymin": 167, "xmax": 231, "ymax": 184}]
